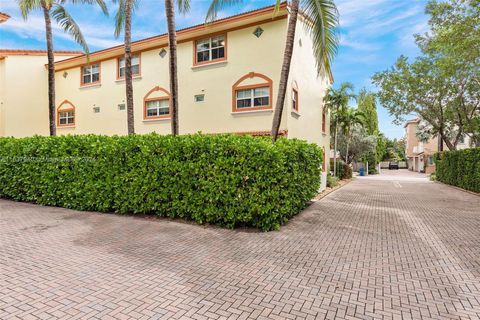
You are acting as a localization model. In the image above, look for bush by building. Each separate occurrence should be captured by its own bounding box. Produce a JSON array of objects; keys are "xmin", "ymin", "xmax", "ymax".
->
[{"xmin": 0, "ymin": 134, "xmax": 323, "ymax": 231}]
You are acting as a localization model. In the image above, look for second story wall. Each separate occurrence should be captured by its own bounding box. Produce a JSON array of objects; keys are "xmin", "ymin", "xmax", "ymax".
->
[
  {"xmin": 1, "ymin": 56, "xmax": 51, "ymax": 137},
  {"xmin": 54, "ymin": 18, "xmax": 288, "ymax": 136}
]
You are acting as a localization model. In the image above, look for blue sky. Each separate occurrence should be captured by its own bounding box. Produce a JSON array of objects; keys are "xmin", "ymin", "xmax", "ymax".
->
[{"xmin": 0, "ymin": 0, "xmax": 429, "ymax": 139}]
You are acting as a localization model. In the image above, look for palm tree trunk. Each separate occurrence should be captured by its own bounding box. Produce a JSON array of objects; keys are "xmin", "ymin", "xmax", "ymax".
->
[
  {"xmin": 333, "ymin": 119, "xmax": 338, "ymax": 176},
  {"xmin": 165, "ymin": 0, "xmax": 179, "ymax": 135},
  {"xmin": 41, "ymin": 2, "xmax": 56, "ymax": 136},
  {"xmin": 345, "ymin": 139, "xmax": 349, "ymax": 164},
  {"xmin": 125, "ymin": 0, "xmax": 135, "ymax": 135},
  {"xmin": 271, "ymin": 0, "xmax": 299, "ymax": 143}
]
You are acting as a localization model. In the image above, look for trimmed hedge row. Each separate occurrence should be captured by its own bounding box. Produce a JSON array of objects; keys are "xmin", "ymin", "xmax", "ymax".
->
[
  {"xmin": 435, "ymin": 148, "xmax": 480, "ymax": 193},
  {"xmin": 0, "ymin": 134, "xmax": 322, "ymax": 231}
]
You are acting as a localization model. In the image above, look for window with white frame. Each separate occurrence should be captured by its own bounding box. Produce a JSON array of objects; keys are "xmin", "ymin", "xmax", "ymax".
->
[
  {"xmin": 195, "ymin": 35, "xmax": 225, "ymax": 64},
  {"xmin": 58, "ymin": 110, "xmax": 75, "ymax": 126},
  {"xmin": 118, "ymin": 54, "xmax": 140, "ymax": 78},
  {"xmin": 82, "ymin": 63, "xmax": 100, "ymax": 85},
  {"xmin": 145, "ymin": 99, "xmax": 169, "ymax": 118},
  {"xmin": 292, "ymin": 88, "xmax": 298, "ymax": 112},
  {"xmin": 236, "ymin": 86, "xmax": 269, "ymax": 109}
]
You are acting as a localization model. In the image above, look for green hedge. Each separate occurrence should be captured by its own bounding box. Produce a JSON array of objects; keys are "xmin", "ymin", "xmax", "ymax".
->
[
  {"xmin": 435, "ymin": 148, "xmax": 480, "ymax": 193},
  {"xmin": 0, "ymin": 134, "xmax": 322, "ymax": 231},
  {"xmin": 330, "ymin": 160, "xmax": 352, "ymax": 180}
]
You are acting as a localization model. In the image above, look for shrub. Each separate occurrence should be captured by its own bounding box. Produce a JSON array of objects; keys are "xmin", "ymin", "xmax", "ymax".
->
[
  {"xmin": 435, "ymin": 148, "xmax": 479, "ymax": 193},
  {"xmin": 341, "ymin": 163, "xmax": 352, "ymax": 179},
  {"xmin": 0, "ymin": 134, "xmax": 323, "ymax": 231},
  {"xmin": 330, "ymin": 160, "xmax": 352, "ymax": 180},
  {"xmin": 327, "ymin": 175, "xmax": 339, "ymax": 188}
]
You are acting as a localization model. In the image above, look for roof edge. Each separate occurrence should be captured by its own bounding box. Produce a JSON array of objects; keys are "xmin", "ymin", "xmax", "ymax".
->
[
  {"xmin": 53, "ymin": 2, "xmax": 288, "ymax": 69},
  {"xmin": 0, "ymin": 49, "xmax": 83, "ymax": 57}
]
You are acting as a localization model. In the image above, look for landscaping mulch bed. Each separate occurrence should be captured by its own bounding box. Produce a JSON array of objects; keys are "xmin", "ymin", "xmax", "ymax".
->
[{"xmin": 312, "ymin": 178, "xmax": 353, "ymax": 201}]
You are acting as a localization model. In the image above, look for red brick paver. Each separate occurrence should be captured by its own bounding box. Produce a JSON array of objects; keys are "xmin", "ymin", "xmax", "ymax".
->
[{"xmin": 1, "ymin": 171, "xmax": 479, "ymax": 319}]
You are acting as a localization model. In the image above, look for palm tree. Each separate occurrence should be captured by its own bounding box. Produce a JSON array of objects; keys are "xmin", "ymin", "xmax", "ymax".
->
[
  {"xmin": 114, "ymin": 0, "xmax": 136, "ymax": 135},
  {"xmin": 166, "ymin": 0, "xmax": 191, "ymax": 135},
  {"xmin": 19, "ymin": 0, "xmax": 108, "ymax": 136},
  {"xmin": 206, "ymin": 0, "xmax": 339, "ymax": 142},
  {"xmin": 324, "ymin": 82, "xmax": 355, "ymax": 175},
  {"xmin": 338, "ymin": 107, "xmax": 365, "ymax": 164}
]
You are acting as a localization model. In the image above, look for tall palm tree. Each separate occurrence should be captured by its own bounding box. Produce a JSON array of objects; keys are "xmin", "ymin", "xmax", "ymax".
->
[
  {"xmin": 114, "ymin": 0, "xmax": 136, "ymax": 135},
  {"xmin": 324, "ymin": 82, "xmax": 355, "ymax": 175},
  {"xmin": 206, "ymin": 0, "xmax": 339, "ymax": 142},
  {"xmin": 165, "ymin": 0, "xmax": 190, "ymax": 135},
  {"xmin": 19, "ymin": 0, "xmax": 108, "ymax": 136},
  {"xmin": 338, "ymin": 107, "xmax": 365, "ymax": 164}
]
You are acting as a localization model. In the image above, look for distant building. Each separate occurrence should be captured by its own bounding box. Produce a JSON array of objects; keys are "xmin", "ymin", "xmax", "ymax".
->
[{"xmin": 404, "ymin": 118, "xmax": 472, "ymax": 174}]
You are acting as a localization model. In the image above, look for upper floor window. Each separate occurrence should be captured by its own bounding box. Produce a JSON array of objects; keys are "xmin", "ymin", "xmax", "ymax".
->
[
  {"xmin": 236, "ymin": 87, "xmax": 269, "ymax": 109},
  {"xmin": 81, "ymin": 63, "xmax": 100, "ymax": 86},
  {"xmin": 292, "ymin": 88, "xmax": 299, "ymax": 112},
  {"xmin": 118, "ymin": 54, "xmax": 140, "ymax": 79},
  {"xmin": 57, "ymin": 100, "xmax": 75, "ymax": 127},
  {"xmin": 232, "ymin": 72, "xmax": 272, "ymax": 113},
  {"xmin": 195, "ymin": 35, "xmax": 226, "ymax": 65}
]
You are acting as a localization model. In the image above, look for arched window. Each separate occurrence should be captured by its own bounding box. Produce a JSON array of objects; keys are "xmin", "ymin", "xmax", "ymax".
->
[
  {"xmin": 143, "ymin": 86, "xmax": 171, "ymax": 120},
  {"xmin": 232, "ymin": 72, "xmax": 272, "ymax": 113},
  {"xmin": 57, "ymin": 100, "xmax": 75, "ymax": 127}
]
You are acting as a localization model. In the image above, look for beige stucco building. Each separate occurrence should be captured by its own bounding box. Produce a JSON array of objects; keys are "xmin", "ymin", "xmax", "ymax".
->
[
  {"xmin": 1, "ymin": 4, "xmax": 331, "ymax": 185},
  {"xmin": 404, "ymin": 119, "xmax": 438, "ymax": 174},
  {"xmin": 405, "ymin": 118, "xmax": 474, "ymax": 174}
]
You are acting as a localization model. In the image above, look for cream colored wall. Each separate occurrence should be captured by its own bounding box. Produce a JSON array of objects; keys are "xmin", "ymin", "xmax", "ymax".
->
[
  {"xmin": 1, "ymin": 56, "xmax": 50, "ymax": 137},
  {"xmin": 405, "ymin": 123, "xmax": 417, "ymax": 157},
  {"xmin": 0, "ymin": 55, "xmax": 78, "ymax": 137},
  {"xmin": 54, "ymin": 18, "xmax": 288, "ymax": 136},
  {"xmin": 286, "ymin": 17, "xmax": 331, "ymax": 167},
  {"xmin": 405, "ymin": 122, "xmax": 438, "ymax": 157}
]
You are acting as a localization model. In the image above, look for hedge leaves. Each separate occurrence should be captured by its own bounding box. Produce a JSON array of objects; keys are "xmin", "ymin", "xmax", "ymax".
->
[
  {"xmin": 0, "ymin": 134, "xmax": 323, "ymax": 231},
  {"xmin": 435, "ymin": 148, "xmax": 480, "ymax": 193}
]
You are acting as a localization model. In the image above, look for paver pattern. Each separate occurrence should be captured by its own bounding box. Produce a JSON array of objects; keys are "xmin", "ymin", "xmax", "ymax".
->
[{"xmin": 1, "ymin": 170, "xmax": 480, "ymax": 319}]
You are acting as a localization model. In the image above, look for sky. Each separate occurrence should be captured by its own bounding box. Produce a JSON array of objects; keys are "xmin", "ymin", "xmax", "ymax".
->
[{"xmin": 0, "ymin": 0, "xmax": 430, "ymax": 139}]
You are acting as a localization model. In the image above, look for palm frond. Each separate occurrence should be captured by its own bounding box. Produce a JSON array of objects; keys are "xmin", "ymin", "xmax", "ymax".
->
[
  {"xmin": 113, "ymin": 0, "xmax": 126, "ymax": 38},
  {"xmin": 18, "ymin": 0, "xmax": 42, "ymax": 19},
  {"xmin": 272, "ymin": 0, "xmax": 283, "ymax": 16},
  {"xmin": 205, "ymin": 0, "xmax": 243, "ymax": 23},
  {"xmin": 60, "ymin": 0, "xmax": 109, "ymax": 15},
  {"xmin": 176, "ymin": 0, "xmax": 190, "ymax": 14},
  {"xmin": 301, "ymin": 0, "xmax": 339, "ymax": 75},
  {"xmin": 51, "ymin": 3, "xmax": 89, "ymax": 55}
]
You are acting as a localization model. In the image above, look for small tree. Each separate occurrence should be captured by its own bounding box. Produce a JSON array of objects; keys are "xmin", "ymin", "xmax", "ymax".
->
[
  {"xmin": 337, "ymin": 126, "xmax": 377, "ymax": 164},
  {"xmin": 337, "ymin": 107, "xmax": 365, "ymax": 164},
  {"xmin": 324, "ymin": 83, "xmax": 356, "ymax": 175}
]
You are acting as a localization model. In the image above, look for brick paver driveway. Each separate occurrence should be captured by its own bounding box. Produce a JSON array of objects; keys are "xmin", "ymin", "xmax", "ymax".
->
[{"xmin": 1, "ymin": 170, "xmax": 480, "ymax": 320}]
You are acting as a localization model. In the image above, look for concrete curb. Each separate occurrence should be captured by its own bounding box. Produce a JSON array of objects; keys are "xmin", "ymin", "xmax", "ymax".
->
[{"xmin": 312, "ymin": 178, "xmax": 353, "ymax": 202}]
